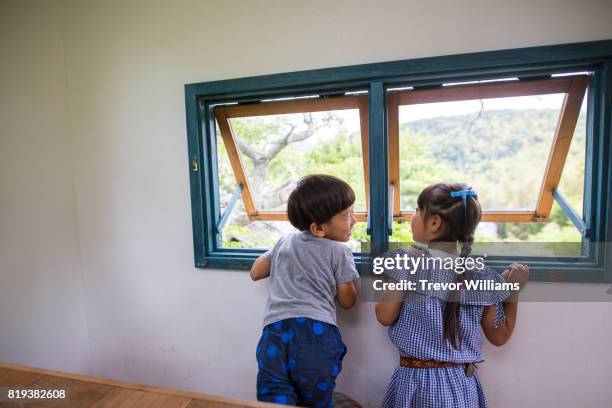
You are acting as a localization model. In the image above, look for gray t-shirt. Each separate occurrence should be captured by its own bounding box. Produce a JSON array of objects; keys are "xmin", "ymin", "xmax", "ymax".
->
[{"xmin": 261, "ymin": 231, "xmax": 359, "ymax": 327}]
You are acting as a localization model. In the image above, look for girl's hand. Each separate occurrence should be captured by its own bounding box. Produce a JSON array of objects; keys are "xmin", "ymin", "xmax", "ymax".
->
[{"xmin": 501, "ymin": 263, "xmax": 529, "ymax": 291}]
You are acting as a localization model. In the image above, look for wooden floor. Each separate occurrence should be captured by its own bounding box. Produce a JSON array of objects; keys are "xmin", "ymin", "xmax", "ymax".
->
[{"xmin": 0, "ymin": 362, "xmax": 278, "ymax": 408}]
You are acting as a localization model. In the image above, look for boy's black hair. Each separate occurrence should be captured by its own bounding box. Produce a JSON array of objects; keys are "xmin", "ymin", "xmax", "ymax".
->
[{"xmin": 287, "ymin": 174, "xmax": 355, "ymax": 231}]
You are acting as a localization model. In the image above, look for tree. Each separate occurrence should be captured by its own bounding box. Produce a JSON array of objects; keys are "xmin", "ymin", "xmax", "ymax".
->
[{"xmin": 231, "ymin": 113, "xmax": 339, "ymax": 210}]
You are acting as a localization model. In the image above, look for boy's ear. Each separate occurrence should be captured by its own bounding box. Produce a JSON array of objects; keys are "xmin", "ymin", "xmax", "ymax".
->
[{"xmin": 309, "ymin": 222, "xmax": 326, "ymax": 238}]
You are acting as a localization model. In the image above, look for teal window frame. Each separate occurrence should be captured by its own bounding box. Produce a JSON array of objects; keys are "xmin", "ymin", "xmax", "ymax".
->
[{"xmin": 185, "ymin": 40, "xmax": 612, "ymax": 283}]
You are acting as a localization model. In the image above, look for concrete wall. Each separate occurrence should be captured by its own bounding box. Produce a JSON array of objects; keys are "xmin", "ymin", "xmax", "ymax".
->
[{"xmin": 0, "ymin": 0, "xmax": 90, "ymax": 373}]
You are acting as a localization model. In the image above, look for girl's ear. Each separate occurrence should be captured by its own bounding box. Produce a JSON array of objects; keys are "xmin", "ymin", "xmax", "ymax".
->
[
  {"xmin": 428, "ymin": 214, "xmax": 444, "ymax": 235},
  {"xmin": 309, "ymin": 222, "xmax": 326, "ymax": 238}
]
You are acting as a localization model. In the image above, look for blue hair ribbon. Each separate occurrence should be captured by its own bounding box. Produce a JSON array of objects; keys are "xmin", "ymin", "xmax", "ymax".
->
[{"xmin": 450, "ymin": 188, "xmax": 477, "ymax": 223}]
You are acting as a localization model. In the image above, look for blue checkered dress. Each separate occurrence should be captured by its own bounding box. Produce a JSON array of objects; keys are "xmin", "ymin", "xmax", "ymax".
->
[{"xmin": 381, "ymin": 249, "xmax": 510, "ymax": 408}]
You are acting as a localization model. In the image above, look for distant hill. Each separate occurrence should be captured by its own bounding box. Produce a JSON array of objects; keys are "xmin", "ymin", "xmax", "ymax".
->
[
  {"xmin": 396, "ymin": 109, "xmax": 585, "ymax": 211},
  {"xmin": 400, "ymin": 109, "xmax": 584, "ymax": 161}
]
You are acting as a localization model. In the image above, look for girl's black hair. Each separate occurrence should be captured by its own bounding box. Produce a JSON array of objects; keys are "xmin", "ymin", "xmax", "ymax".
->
[
  {"xmin": 287, "ymin": 174, "xmax": 355, "ymax": 231},
  {"xmin": 417, "ymin": 182, "xmax": 482, "ymax": 350}
]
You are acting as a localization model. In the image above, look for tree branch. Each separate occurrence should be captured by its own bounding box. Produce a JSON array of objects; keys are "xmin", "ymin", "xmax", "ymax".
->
[{"xmin": 235, "ymin": 138, "xmax": 263, "ymax": 162}]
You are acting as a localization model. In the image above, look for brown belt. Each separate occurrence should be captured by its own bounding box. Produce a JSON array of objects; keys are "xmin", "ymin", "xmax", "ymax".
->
[{"xmin": 400, "ymin": 357, "xmax": 482, "ymax": 377}]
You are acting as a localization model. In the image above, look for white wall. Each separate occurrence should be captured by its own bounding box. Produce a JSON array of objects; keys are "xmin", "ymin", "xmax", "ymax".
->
[
  {"xmin": 0, "ymin": 0, "xmax": 90, "ymax": 373},
  {"xmin": 2, "ymin": 0, "xmax": 612, "ymax": 407}
]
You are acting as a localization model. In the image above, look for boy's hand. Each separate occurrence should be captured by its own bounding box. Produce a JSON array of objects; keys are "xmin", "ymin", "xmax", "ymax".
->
[
  {"xmin": 250, "ymin": 256, "xmax": 271, "ymax": 281},
  {"xmin": 336, "ymin": 281, "xmax": 358, "ymax": 309},
  {"xmin": 501, "ymin": 263, "xmax": 529, "ymax": 291}
]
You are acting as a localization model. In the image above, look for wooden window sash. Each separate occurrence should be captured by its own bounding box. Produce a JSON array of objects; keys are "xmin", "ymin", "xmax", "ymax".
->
[
  {"xmin": 213, "ymin": 109, "xmax": 257, "ymax": 217},
  {"xmin": 535, "ymin": 76, "xmax": 590, "ymax": 218},
  {"xmin": 214, "ymin": 95, "xmax": 369, "ymax": 221}
]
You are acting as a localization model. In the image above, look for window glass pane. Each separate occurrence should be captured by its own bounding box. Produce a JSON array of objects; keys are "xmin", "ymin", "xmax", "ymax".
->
[
  {"xmin": 229, "ymin": 109, "xmax": 366, "ymax": 212},
  {"xmin": 398, "ymin": 94, "xmax": 565, "ymax": 211},
  {"xmin": 220, "ymin": 199, "xmax": 294, "ymax": 249},
  {"xmin": 471, "ymin": 94, "xmax": 587, "ymax": 252},
  {"xmin": 216, "ymin": 101, "xmax": 368, "ymax": 250},
  {"xmin": 391, "ymin": 85, "xmax": 588, "ymax": 252},
  {"xmin": 475, "ymin": 203, "xmax": 582, "ymax": 243}
]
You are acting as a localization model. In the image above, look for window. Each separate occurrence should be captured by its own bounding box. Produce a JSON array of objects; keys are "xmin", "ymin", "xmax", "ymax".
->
[
  {"xmin": 386, "ymin": 75, "xmax": 590, "ymax": 256},
  {"xmin": 185, "ymin": 40, "xmax": 612, "ymax": 282},
  {"xmin": 213, "ymin": 94, "xmax": 370, "ymax": 252}
]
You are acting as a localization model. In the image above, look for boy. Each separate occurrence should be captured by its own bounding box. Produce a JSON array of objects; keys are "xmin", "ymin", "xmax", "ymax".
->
[{"xmin": 250, "ymin": 174, "xmax": 360, "ymax": 407}]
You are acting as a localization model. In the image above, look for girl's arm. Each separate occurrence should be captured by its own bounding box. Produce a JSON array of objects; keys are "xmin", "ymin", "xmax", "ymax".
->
[
  {"xmin": 337, "ymin": 281, "xmax": 358, "ymax": 309},
  {"xmin": 250, "ymin": 256, "xmax": 271, "ymax": 281},
  {"xmin": 481, "ymin": 297, "xmax": 518, "ymax": 346},
  {"xmin": 375, "ymin": 277, "xmax": 406, "ymax": 326},
  {"xmin": 481, "ymin": 264, "xmax": 528, "ymax": 346},
  {"xmin": 375, "ymin": 300, "xmax": 403, "ymax": 326}
]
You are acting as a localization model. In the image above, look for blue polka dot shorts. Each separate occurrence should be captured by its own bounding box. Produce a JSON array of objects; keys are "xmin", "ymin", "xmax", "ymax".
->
[{"xmin": 256, "ymin": 317, "xmax": 347, "ymax": 407}]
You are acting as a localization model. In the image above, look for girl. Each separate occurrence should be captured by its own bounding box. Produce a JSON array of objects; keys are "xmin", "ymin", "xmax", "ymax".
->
[{"xmin": 375, "ymin": 183, "xmax": 528, "ymax": 408}]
